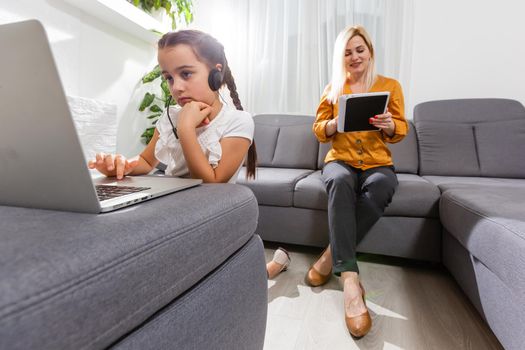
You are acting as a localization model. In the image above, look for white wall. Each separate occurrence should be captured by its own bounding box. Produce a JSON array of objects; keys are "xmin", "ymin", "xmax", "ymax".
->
[
  {"xmin": 408, "ymin": 0, "xmax": 525, "ymax": 117},
  {"xmin": 3, "ymin": 1, "xmax": 523, "ymax": 155},
  {"xmin": 0, "ymin": 0, "xmax": 158, "ymax": 157}
]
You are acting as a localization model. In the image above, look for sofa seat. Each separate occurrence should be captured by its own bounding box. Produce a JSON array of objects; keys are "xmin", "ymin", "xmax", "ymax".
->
[
  {"xmin": 424, "ymin": 175, "xmax": 525, "ymax": 189},
  {"xmin": 439, "ymin": 185, "xmax": 525, "ymax": 299},
  {"xmin": 0, "ymin": 184, "xmax": 260, "ymax": 350},
  {"xmin": 293, "ymin": 171, "xmax": 440, "ymax": 218},
  {"xmin": 237, "ymin": 167, "xmax": 314, "ymax": 207}
]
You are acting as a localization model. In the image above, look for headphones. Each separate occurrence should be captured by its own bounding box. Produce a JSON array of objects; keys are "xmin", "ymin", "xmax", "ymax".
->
[{"xmin": 208, "ymin": 67, "xmax": 224, "ymax": 91}]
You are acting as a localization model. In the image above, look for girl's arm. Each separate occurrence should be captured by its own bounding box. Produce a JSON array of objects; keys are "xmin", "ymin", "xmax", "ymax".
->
[{"xmin": 179, "ymin": 131, "xmax": 250, "ymax": 183}]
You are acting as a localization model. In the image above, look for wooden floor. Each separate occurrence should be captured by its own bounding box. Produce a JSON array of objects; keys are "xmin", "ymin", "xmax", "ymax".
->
[{"xmin": 263, "ymin": 244, "xmax": 503, "ymax": 350}]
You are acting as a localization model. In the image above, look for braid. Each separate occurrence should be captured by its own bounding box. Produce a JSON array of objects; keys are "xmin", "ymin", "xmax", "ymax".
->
[
  {"xmin": 223, "ymin": 64, "xmax": 257, "ymax": 179},
  {"xmin": 224, "ymin": 65, "xmax": 243, "ymax": 111}
]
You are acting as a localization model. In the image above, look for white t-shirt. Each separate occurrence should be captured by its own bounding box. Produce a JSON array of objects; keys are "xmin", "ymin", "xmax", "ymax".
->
[{"xmin": 155, "ymin": 104, "xmax": 254, "ymax": 183}]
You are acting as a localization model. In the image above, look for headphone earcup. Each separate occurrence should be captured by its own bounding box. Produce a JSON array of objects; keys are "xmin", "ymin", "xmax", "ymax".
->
[{"xmin": 208, "ymin": 68, "xmax": 223, "ymax": 91}]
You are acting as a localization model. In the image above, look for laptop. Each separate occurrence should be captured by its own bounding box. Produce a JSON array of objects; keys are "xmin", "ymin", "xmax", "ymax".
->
[{"xmin": 0, "ymin": 20, "xmax": 202, "ymax": 213}]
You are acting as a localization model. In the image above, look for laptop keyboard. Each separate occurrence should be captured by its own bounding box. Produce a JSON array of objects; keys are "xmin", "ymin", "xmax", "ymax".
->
[{"xmin": 96, "ymin": 185, "xmax": 151, "ymax": 201}]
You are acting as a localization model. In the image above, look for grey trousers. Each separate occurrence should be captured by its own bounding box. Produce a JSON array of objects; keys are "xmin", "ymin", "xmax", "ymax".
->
[{"xmin": 322, "ymin": 161, "xmax": 398, "ymax": 275}]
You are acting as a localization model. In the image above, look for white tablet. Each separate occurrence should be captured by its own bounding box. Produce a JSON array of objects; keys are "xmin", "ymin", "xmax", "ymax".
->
[{"xmin": 337, "ymin": 91, "xmax": 390, "ymax": 133}]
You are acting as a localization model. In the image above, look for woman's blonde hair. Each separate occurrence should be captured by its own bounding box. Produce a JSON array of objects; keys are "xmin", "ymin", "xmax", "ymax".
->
[{"xmin": 327, "ymin": 25, "xmax": 376, "ymax": 104}]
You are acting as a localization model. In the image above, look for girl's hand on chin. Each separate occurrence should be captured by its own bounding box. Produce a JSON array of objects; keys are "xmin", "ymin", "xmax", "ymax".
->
[{"xmin": 178, "ymin": 101, "xmax": 212, "ymax": 130}]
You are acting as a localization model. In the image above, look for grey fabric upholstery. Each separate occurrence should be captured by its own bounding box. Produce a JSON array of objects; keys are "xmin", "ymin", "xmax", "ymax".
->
[
  {"xmin": 388, "ymin": 121, "xmax": 419, "ymax": 174},
  {"xmin": 423, "ymin": 175, "xmax": 514, "ymax": 188},
  {"xmin": 385, "ymin": 174, "xmax": 440, "ymax": 218},
  {"xmin": 443, "ymin": 231, "xmax": 525, "ymax": 350},
  {"xmin": 111, "ymin": 236, "xmax": 268, "ymax": 350},
  {"xmin": 414, "ymin": 98, "xmax": 525, "ymax": 177},
  {"xmin": 258, "ymin": 205, "xmax": 442, "ymax": 262},
  {"xmin": 0, "ymin": 184, "xmax": 264, "ymax": 350},
  {"xmin": 440, "ymin": 185, "xmax": 525, "ymax": 350},
  {"xmin": 439, "ymin": 186, "xmax": 525, "ymax": 295},
  {"xmin": 237, "ymin": 167, "xmax": 313, "ymax": 207},
  {"xmin": 254, "ymin": 114, "xmax": 318, "ymax": 169}
]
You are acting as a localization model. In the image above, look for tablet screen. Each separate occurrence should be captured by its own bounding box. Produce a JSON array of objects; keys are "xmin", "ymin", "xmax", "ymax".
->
[{"xmin": 337, "ymin": 92, "xmax": 390, "ymax": 133}]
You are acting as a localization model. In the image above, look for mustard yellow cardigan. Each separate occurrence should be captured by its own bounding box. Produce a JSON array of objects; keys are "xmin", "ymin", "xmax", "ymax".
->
[{"xmin": 313, "ymin": 75, "xmax": 408, "ymax": 170}]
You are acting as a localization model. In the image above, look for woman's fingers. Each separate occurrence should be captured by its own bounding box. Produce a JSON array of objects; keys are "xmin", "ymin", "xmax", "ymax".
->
[{"xmin": 369, "ymin": 113, "xmax": 392, "ymax": 129}]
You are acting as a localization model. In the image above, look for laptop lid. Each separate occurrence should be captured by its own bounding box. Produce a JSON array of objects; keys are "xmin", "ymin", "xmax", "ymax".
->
[
  {"xmin": 0, "ymin": 20, "xmax": 201, "ymax": 213},
  {"xmin": 0, "ymin": 20, "xmax": 102, "ymax": 213}
]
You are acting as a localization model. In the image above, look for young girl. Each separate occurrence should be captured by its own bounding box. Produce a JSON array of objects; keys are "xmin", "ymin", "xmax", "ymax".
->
[{"xmin": 88, "ymin": 29, "xmax": 290, "ymax": 277}]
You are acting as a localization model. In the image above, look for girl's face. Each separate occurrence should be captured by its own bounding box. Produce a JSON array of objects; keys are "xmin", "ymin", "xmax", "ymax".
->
[
  {"xmin": 344, "ymin": 35, "xmax": 371, "ymax": 76},
  {"xmin": 158, "ymin": 44, "xmax": 217, "ymax": 106}
]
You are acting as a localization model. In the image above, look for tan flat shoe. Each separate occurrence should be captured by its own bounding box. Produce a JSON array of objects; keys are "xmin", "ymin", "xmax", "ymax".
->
[{"xmin": 345, "ymin": 283, "xmax": 372, "ymax": 338}]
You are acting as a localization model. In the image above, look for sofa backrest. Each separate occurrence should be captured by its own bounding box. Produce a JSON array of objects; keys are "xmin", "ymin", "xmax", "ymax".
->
[
  {"xmin": 253, "ymin": 114, "xmax": 319, "ymax": 169},
  {"xmin": 316, "ymin": 120, "xmax": 419, "ymax": 174},
  {"xmin": 388, "ymin": 121, "xmax": 419, "ymax": 174},
  {"xmin": 414, "ymin": 98, "xmax": 525, "ymax": 178}
]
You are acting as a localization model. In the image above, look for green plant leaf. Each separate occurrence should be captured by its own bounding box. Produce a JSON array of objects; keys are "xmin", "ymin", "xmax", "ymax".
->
[
  {"xmin": 142, "ymin": 65, "xmax": 161, "ymax": 83},
  {"xmin": 139, "ymin": 92, "xmax": 155, "ymax": 111},
  {"xmin": 164, "ymin": 1, "xmax": 172, "ymax": 13},
  {"xmin": 150, "ymin": 104, "xmax": 162, "ymax": 112},
  {"xmin": 160, "ymin": 79, "xmax": 170, "ymax": 99},
  {"xmin": 141, "ymin": 127, "xmax": 156, "ymax": 144},
  {"xmin": 147, "ymin": 113, "xmax": 162, "ymax": 119}
]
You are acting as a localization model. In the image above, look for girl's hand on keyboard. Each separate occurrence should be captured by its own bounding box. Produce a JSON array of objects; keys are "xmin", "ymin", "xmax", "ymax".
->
[{"xmin": 88, "ymin": 153, "xmax": 140, "ymax": 180}]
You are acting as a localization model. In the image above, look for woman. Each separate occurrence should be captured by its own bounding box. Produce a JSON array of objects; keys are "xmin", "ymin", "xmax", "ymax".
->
[{"xmin": 309, "ymin": 25, "xmax": 408, "ymax": 337}]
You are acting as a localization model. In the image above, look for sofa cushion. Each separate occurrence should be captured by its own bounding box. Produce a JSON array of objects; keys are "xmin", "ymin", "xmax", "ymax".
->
[
  {"xmin": 110, "ymin": 236, "xmax": 267, "ymax": 350},
  {"xmin": 237, "ymin": 167, "xmax": 314, "ymax": 207},
  {"xmin": 388, "ymin": 121, "xmax": 419, "ymax": 174},
  {"xmin": 388, "ymin": 174, "xmax": 441, "ymax": 218},
  {"xmin": 414, "ymin": 98, "xmax": 525, "ymax": 177},
  {"xmin": 293, "ymin": 171, "xmax": 440, "ymax": 218},
  {"xmin": 475, "ymin": 119, "xmax": 525, "ymax": 178},
  {"xmin": 253, "ymin": 114, "xmax": 318, "ymax": 169},
  {"xmin": 439, "ymin": 185, "xmax": 525, "ymax": 298},
  {"xmin": 0, "ymin": 184, "xmax": 258, "ymax": 350},
  {"xmin": 416, "ymin": 122, "xmax": 480, "ymax": 176},
  {"xmin": 423, "ymin": 175, "xmax": 525, "ymax": 191},
  {"xmin": 293, "ymin": 170, "xmax": 326, "ymax": 210}
]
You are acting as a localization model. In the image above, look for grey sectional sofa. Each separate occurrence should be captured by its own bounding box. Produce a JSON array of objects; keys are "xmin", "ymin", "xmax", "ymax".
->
[
  {"xmin": 237, "ymin": 98, "xmax": 525, "ymax": 350},
  {"xmin": 0, "ymin": 184, "xmax": 267, "ymax": 350}
]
